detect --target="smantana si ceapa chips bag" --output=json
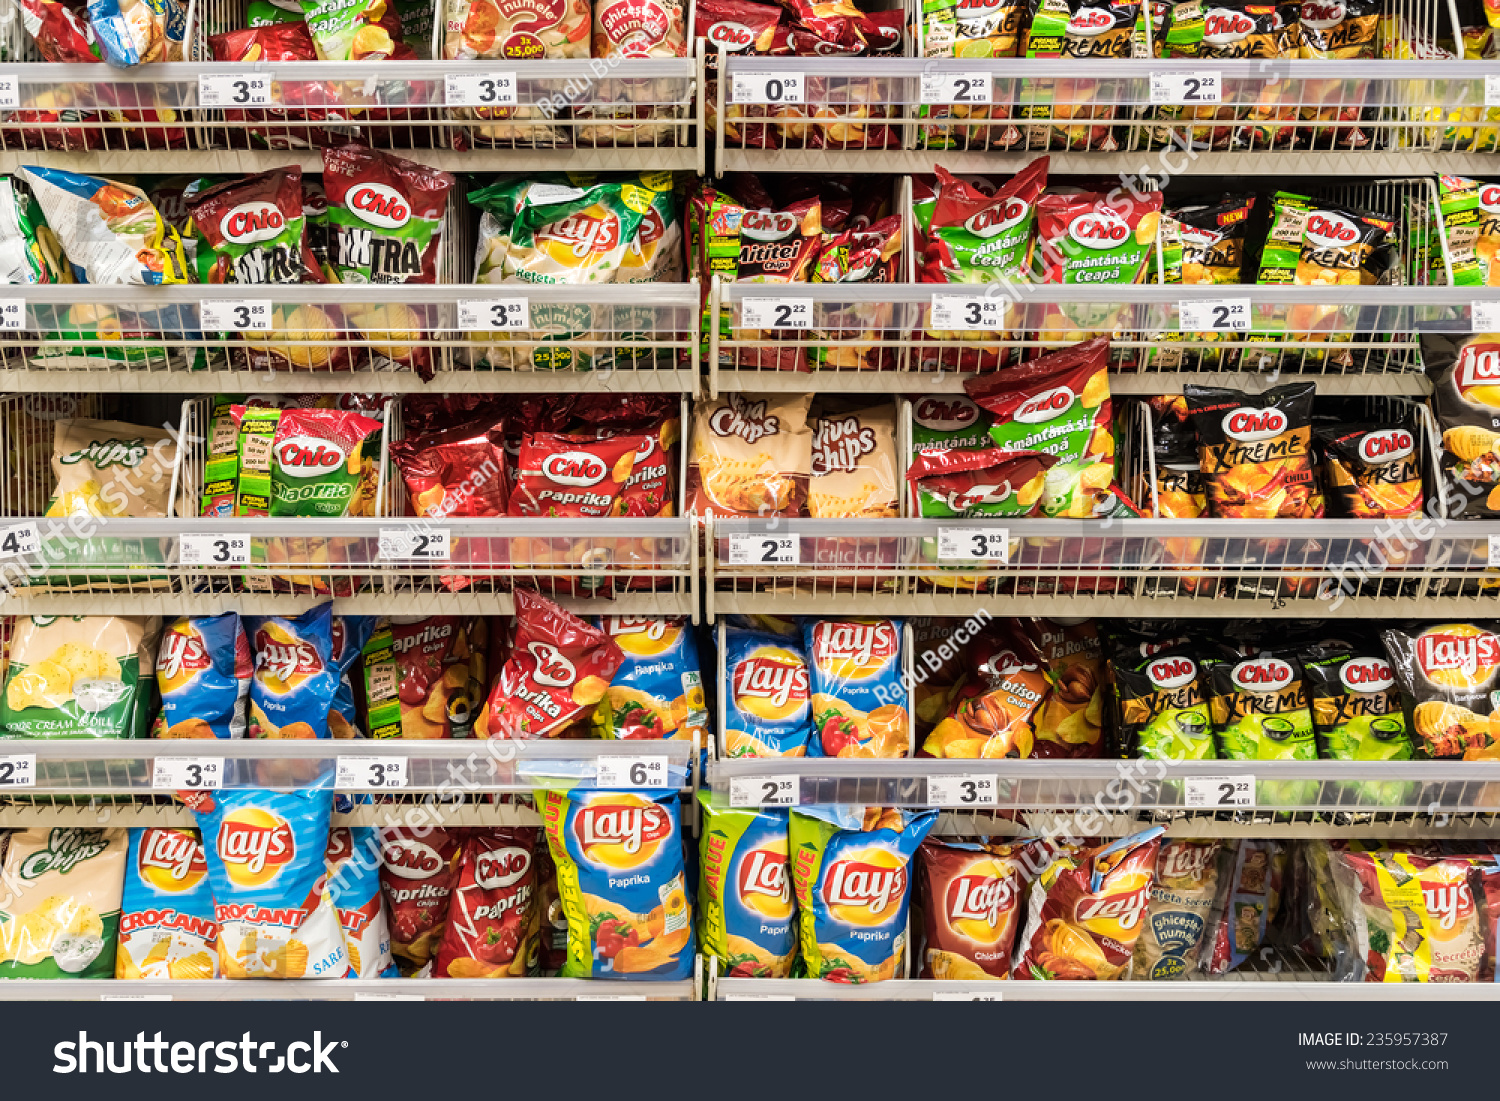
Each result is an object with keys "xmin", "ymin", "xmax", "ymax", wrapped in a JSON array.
[
  {"xmin": 915, "ymin": 838, "xmax": 1027, "ymax": 980},
  {"xmin": 189, "ymin": 787, "xmax": 349, "ymax": 979},
  {"xmin": 116, "ymin": 827, "xmax": 218, "ymax": 979},
  {"xmin": 591, "ymin": 616, "xmax": 709, "ymax": 742},
  {"xmin": 154, "ymin": 612, "xmax": 253, "ymax": 739},
  {"xmin": 380, "ymin": 827, "xmax": 463, "ymax": 964},
  {"xmin": 790, "ymin": 805, "xmax": 937, "ymax": 982},
  {"xmin": 696, "ymin": 794, "xmax": 796, "ymax": 978},
  {"xmin": 803, "ymin": 618, "xmax": 909, "ymax": 758},
  {"xmin": 433, "ymin": 828, "xmax": 541, "ymax": 978},
  {"xmin": 0, "ymin": 614, "xmax": 159, "ymax": 740},
  {"xmin": 723, "ymin": 626, "xmax": 813, "ymax": 758},
  {"xmin": 0, "ymin": 828, "xmax": 127, "ymax": 978},
  {"xmin": 539, "ymin": 787, "xmax": 695, "ymax": 979},
  {"xmin": 326, "ymin": 826, "xmax": 397, "ymax": 977}
]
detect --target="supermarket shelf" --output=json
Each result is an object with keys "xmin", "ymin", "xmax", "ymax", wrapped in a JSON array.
[
  {"xmin": 705, "ymin": 759, "xmax": 1500, "ymax": 813},
  {"xmin": 712, "ymin": 979, "xmax": 1500, "ymax": 1001},
  {"xmin": 0, "ymin": 590, "xmax": 695, "ymax": 617},
  {"xmin": 710, "ymin": 369, "xmax": 1430, "ymax": 396},
  {"xmin": 0, "ymin": 367, "xmax": 697, "ymax": 395},
  {"xmin": 0, "ymin": 797, "xmax": 543, "ymax": 830},
  {"xmin": 0, "ymin": 978, "xmax": 698, "ymax": 1001},
  {"xmin": 0, "ymin": 147, "xmax": 703, "ymax": 174},
  {"xmin": 933, "ymin": 810, "xmax": 1500, "ymax": 841}
]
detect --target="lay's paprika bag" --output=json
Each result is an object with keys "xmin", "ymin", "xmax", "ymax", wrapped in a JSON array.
[
  {"xmin": 722, "ymin": 626, "xmax": 813, "ymax": 758},
  {"xmin": 116, "ymin": 827, "xmax": 218, "ymax": 979},
  {"xmin": 154, "ymin": 612, "xmax": 252, "ymax": 740},
  {"xmin": 789, "ymin": 805, "xmax": 937, "ymax": 982},
  {"xmin": 697, "ymin": 793, "xmax": 795, "ymax": 978},
  {"xmin": 539, "ymin": 787, "xmax": 695, "ymax": 980},
  {"xmin": 803, "ymin": 618, "xmax": 909, "ymax": 758}
]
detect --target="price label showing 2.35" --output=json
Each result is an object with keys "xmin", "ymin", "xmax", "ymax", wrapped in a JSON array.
[
  {"xmin": 1184, "ymin": 774, "xmax": 1255, "ymax": 808},
  {"xmin": 729, "ymin": 775, "xmax": 797, "ymax": 807},
  {"xmin": 732, "ymin": 72, "xmax": 804, "ymax": 104},
  {"xmin": 728, "ymin": 532, "xmax": 798, "ymax": 565}
]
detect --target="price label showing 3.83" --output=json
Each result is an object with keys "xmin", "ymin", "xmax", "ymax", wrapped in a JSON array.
[
  {"xmin": 937, "ymin": 528, "xmax": 1009, "ymax": 563},
  {"xmin": 444, "ymin": 71, "xmax": 518, "ymax": 107},
  {"xmin": 336, "ymin": 756, "xmax": 408, "ymax": 790},
  {"xmin": 198, "ymin": 73, "xmax": 272, "ymax": 107},
  {"xmin": 930, "ymin": 293, "xmax": 1005, "ymax": 331},
  {"xmin": 458, "ymin": 297, "xmax": 530, "ymax": 331},
  {"xmin": 926, "ymin": 774, "xmax": 997, "ymax": 807},
  {"xmin": 180, "ymin": 532, "xmax": 250, "ymax": 567}
]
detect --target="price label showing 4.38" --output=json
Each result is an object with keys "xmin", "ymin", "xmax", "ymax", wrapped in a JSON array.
[
  {"xmin": 1184, "ymin": 774, "xmax": 1255, "ymax": 808},
  {"xmin": 180, "ymin": 532, "xmax": 250, "ymax": 566},
  {"xmin": 1178, "ymin": 297, "xmax": 1250, "ymax": 332},
  {"xmin": 930, "ymin": 293, "xmax": 1004, "ymax": 331},
  {"xmin": 0, "ymin": 522, "xmax": 39, "ymax": 559},
  {"xmin": 336, "ymin": 756, "xmax": 408, "ymax": 790},
  {"xmin": 732, "ymin": 72, "xmax": 804, "ymax": 104},
  {"xmin": 728, "ymin": 532, "xmax": 798, "ymax": 565}
]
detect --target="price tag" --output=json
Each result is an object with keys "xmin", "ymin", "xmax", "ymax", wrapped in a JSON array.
[
  {"xmin": 1179, "ymin": 297, "xmax": 1250, "ymax": 332},
  {"xmin": 1487, "ymin": 75, "xmax": 1500, "ymax": 107},
  {"xmin": 0, "ymin": 298, "xmax": 24, "ymax": 330},
  {"xmin": 0, "ymin": 754, "xmax": 35, "ymax": 788},
  {"xmin": 926, "ymin": 774, "xmax": 998, "ymax": 807},
  {"xmin": 444, "ymin": 71, "xmax": 518, "ymax": 107},
  {"xmin": 1489, "ymin": 534, "xmax": 1500, "ymax": 568},
  {"xmin": 101, "ymin": 994, "xmax": 172, "ymax": 1002},
  {"xmin": 576, "ymin": 994, "xmax": 648, "ymax": 1001},
  {"xmin": 727, "ymin": 532, "xmax": 798, "ymax": 565},
  {"xmin": 729, "ymin": 775, "xmax": 797, "ymax": 807},
  {"xmin": 0, "ymin": 522, "xmax": 40, "ymax": 558},
  {"xmin": 596, "ymin": 755, "xmax": 669, "ymax": 789},
  {"xmin": 1149, "ymin": 70, "xmax": 1221, "ymax": 104},
  {"xmin": 336, "ymin": 756, "xmax": 408, "ymax": 790},
  {"xmin": 725, "ymin": 994, "xmax": 796, "ymax": 1001},
  {"xmin": 936, "ymin": 528, "xmax": 1009, "ymax": 563},
  {"xmin": 151, "ymin": 757, "xmax": 222, "ymax": 791},
  {"xmin": 354, "ymin": 993, "xmax": 425, "ymax": 1002},
  {"xmin": 201, "ymin": 299, "xmax": 272, "ymax": 332},
  {"xmin": 0, "ymin": 76, "xmax": 19, "ymax": 111},
  {"xmin": 180, "ymin": 532, "xmax": 250, "ymax": 567},
  {"xmin": 1184, "ymin": 774, "xmax": 1255, "ymax": 809},
  {"xmin": 458, "ymin": 297, "xmax": 530, "ymax": 331},
  {"xmin": 933, "ymin": 991, "xmax": 1002, "ymax": 1002},
  {"xmin": 198, "ymin": 73, "xmax": 272, "ymax": 107},
  {"xmin": 930, "ymin": 293, "xmax": 1005, "ymax": 331},
  {"xmin": 740, "ymin": 297, "xmax": 811, "ymax": 330},
  {"xmin": 1473, "ymin": 300, "xmax": 1500, "ymax": 332},
  {"xmin": 919, "ymin": 72, "xmax": 992, "ymax": 105},
  {"xmin": 379, "ymin": 526, "xmax": 451, "ymax": 561},
  {"xmin": 731, "ymin": 72, "xmax": 804, "ymax": 104}
]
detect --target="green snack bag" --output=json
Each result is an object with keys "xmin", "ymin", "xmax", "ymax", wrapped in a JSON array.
[
  {"xmin": 298, "ymin": 0, "xmax": 398, "ymax": 59},
  {"xmin": 1204, "ymin": 648, "xmax": 1318, "ymax": 807},
  {"xmin": 1303, "ymin": 643, "xmax": 1414, "ymax": 807},
  {"xmin": 926, "ymin": 158, "xmax": 1047, "ymax": 281},
  {"xmin": 235, "ymin": 405, "xmax": 281, "ymax": 517},
  {"xmin": 1113, "ymin": 649, "xmax": 1217, "ymax": 761},
  {"xmin": 0, "ymin": 827, "xmax": 127, "ymax": 978},
  {"xmin": 1435, "ymin": 175, "xmax": 1485, "ymax": 287},
  {"xmin": 267, "ymin": 407, "xmax": 382, "ymax": 518},
  {"xmin": 247, "ymin": 0, "xmax": 306, "ymax": 24},
  {"xmin": 905, "ymin": 447, "xmax": 1056, "ymax": 518},
  {"xmin": 200, "ymin": 394, "xmax": 245, "ymax": 518},
  {"xmin": 0, "ymin": 176, "xmax": 69, "ymax": 284},
  {"xmin": 0, "ymin": 615, "xmax": 159, "ymax": 740},
  {"xmin": 910, "ymin": 394, "xmax": 990, "ymax": 453}
]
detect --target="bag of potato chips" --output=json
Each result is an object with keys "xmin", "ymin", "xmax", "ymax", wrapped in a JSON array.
[
  {"xmin": 915, "ymin": 838, "xmax": 1027, "ymax": 980},
  {"xmin": 697, "ymin": 793, "xmax": 796, "ymax": 978},
  {"xmin": 1129, "ymin": 839, "xmax": 1221, "ymax": 980},
  {"xmin": 326, "ymin": 825, "xmax": 397, "ymax": 977},
  {"xmin": 1184, "ymin": 382, "xmax": 1325, "ymax": 519},
  {"xmin": 380, "ymin": 826, "xmax": 464, "ymax": 965},
  {"xmin": 0, "ymin": 827, "xmax": 127, "ymax": 977},
  {"xmin": 1421, "ymin": 330, "xmax": 1500, "ymax": 518},
  {"xmin": 154, "ymin": 612, "xmax": 252, "ymax": 740},
  {"xmin": 247, "ymin": 603, "xmax": 339, "ymax": 741},
  {"xmin": 432, "ymin": 827, "xmax": 541, "ymax": 978},
  {"xmin": 723, "ymin": 626, "xmax": 813, "ymax": 758},
  {"xmin": 688, "ymin": 392, "xmax": 813, "ymax": 519},
  {"xmin": 116, "ymin": 827, "xmax": 218, "ymax": 980},
  {"xmin": 539, "ymin": 787, "xmax": 695, "ymax": 979},
  {"xmin": 1, "ymin": 614, "xmax": 159, "ymax": 739},
  {"xmin": 1381, "ymin": 622, "xmax": 1500, "ymax": 760},
  {"xmin": 802, "ymin": 618, "xmax": 909, "ymax": 758},
  {"xmin": 362, "ymin": 615, "xmax": 477, "ymax": 739},
  {"xmin": 591, "ymin": 616, "xmax": 709, "ymax": 742}
]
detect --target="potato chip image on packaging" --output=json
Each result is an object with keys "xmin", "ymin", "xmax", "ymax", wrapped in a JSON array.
[
  {"xmin": 155, "ymin": 612, "xmax": 252, "ymax": 740},
  {"xmin": 326, "ymin": 826, "xmax": 397, "ymax": 978},
  {"xmin": 246, "ymin": 603, "xmax": 339, "ymax": 741},
  {"xmin": 1339, "ymin": 849, "xmax": 1484, "ymax": 983},
  {"xmin": 380, "ymin": 827, "xmax": 464, "ymax": 964},
  {"xmin": 1381, "ymin": 622, "xmax": 1500, "ymax": 759},
  {"xmin": 790, "ymin": 805, "xmax": 937, "ymax": 983},
  {"xmin": 539, "ymin": 788, "xmax": 695, "ymax": 980},
  {"xmin": 434, "ymin": 827, "xmax": 541, "ymax": 978},
  {"xmin": 915, "ymin": 838, "xmax": 1027, "ymax": 980},
  {"xmin": 0, "ymin": 614, "xmax": 159, "ymax": 739},
  {"xmin": 697, "ymin": 793, "xmax": 795, "ymax": 978},
  {"xmin": 190, "ymin": 786, "xmax": 349, "ymax": 979},
  {"xmin": 117, "ymin": 827, "xmax": 218, "ymax": 980},
  {"xmin": 0, "ymin": 827, "xmax": 127, "ymax": 978},
  {"xmin": 591, "ymin": 616, "xmax": 709, "ymax": 742},
  {"xmin": 723, "ymin": 626, "xmax": 812, "ymax": 758},
  {"xmin": 802, "ymin": 619, "xmax": 909, "ymax": 758},
  {"xmin": 1130, "ymin": 839, "xmax": 1221, "ymax": 981}
]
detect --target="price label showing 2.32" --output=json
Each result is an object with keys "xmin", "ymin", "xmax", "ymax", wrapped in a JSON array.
[
  {"xmin": 0, "ymin": 754, "xmax": 35, "ymax": 788},
  {"xmin": 732, "ymin": 72, "xmax": 804, "ymax": 104},
  {"xmin": 728, "ymin": 532, "xmax": 798, "ymax": 565}
]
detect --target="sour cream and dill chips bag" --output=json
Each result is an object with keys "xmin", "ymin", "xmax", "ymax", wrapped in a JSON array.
[
  {"xmin": 1, "ymin": 614, "xmax": 159, "ymax": 739},
  {"xmin": 697, "ymin": 794, "xmax": 796, "ymax": 977},
  {"xmin": 116, "ymin": 827, "xmax": 218, "ymax": 979},
  {"xmin": 0, "ymin": 827, "xmax": 127, "ymax": 977}
]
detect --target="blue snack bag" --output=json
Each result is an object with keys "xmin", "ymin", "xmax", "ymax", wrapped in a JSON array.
[
  {"xmin": 154, "ymin": 612, "xmax": 252, "ymax": 740},
  {"xmin": 723, "ymin": 626, "xmax": 812, "ymax": 758},
  {"xmin": 592, "ymin": 616, "xmax": 709, "ymax": 742},
  {"xmin": 117, "ymin": 827, "xmax": 218, "ymax": 979},
  {"xmin": 802, "ymin": 618, "xmax": 910, "ymax": 758},
  {"xmin": 329, "ymin": 615, "xmax": 376, "ymax": 740},
  {"xmin": 246, "ymin": 603, "xmax": 338, "ymax": 740},
  {"xmin": 697, "ymin": 792, "xmax": 795, "ymax": 977}
]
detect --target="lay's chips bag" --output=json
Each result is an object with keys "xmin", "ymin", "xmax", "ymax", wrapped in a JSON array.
[
  {"xmin": 247, "ymin": 603, "xmax": 339, "ymax": 741},
  {"xmin": 189, "ymin": 786, "xmax": 349, "ymax": 979},
  {"xmin": 722, "ymin": 626, "xmax": 812, "ymax": 758},
  {"xmin": 697, "ymin": 793, "xmax": 795, "ymax": 978},
  {"xmin": 591, "ymin": 616, "xmax": 709, "ymax": 743},
  {"xmin": 789, "ymin": 805, "xmax": 938, "ymax": 983},
  {"xmin": 326, "ymin": 825, "xmax": 397, "ymax": 978},
  {"xmin": 116, "ymin": 827, "xmax": 218, "ymax": 980},
  {"xmin": 803, "ymin": 618, "xmax": 909, "ymax": 758},
  {"xmin": 539, "ymin": 787, "xmax": 694, "ymax": 980},
  {"xmin": 154, "ymin": 612, "xmax": 252, "ymax": 740}
]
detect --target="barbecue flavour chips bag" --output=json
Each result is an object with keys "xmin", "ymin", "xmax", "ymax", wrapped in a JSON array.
[
  {"xmin": 1422, "ymin": 330, "xmax": 1500, "ymax": 518},
  {"xmin": 1381, "ymin": 622, "xmax": 1500, "ymax": 759}
]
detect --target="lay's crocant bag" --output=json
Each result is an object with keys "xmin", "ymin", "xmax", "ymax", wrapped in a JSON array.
[
  {"xmin": 697, "ymin": 793, "xmax": 795, "ymax": 978},
  {"xmin": 117, "ymin": 827, "xmax": 218, "ymax": 979}
]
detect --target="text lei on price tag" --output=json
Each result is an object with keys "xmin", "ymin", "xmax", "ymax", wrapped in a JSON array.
[
  {"xmin": 728, "ymin": 532, "xmax": 798, "ymax": 565},
  {"xmin": 732, "ymin": 72, "xmax": 804, "ymax": 104},
  {"xmin": 729, "ymin": 775, "xmax": 797, "ymax": 807},
  {"xmin": 927, "ymin": 774, "xmax": 997, "ymax": 806},
  {"xmin": 937, "ymin": 528, "xmax": 1009, "ymax": 562},
  {"xmin": 201, "ymin": 299, "xmax": 272, "ymax": 332},
  {"xmin": 0, "ymin": 522, "xmax": 39, "ymax": 558},
  {"xmin": 379, "ymin": 526, "xmax": 451, "ymax": 561},
  {"xmin": 444, "ymin": 71, "xmax": 518, "ymax": 106},
  {"xmin": 920, "ymin": 72, "xmax": 991, "ymax": 104},
  {"xmin": 0, "ymin": 298, "xmax": 24, "ymax": 330},
  {"xmin": 1184, "ymin": 774, "xmax": 1255, "ymax": 808},
  {"xmin": 0, "ymin": 76, "xmax": 19, "ymax": 111},
  {"xmin": 198, "ymin": 73, "xmax": 271, "ymax": 107},
  {"xmin": 458, "ymin": 297, "xmax": 529, "ymax": 331},
  {"xmin": 152, "ymin": 757, "xmax": 222, "ymax": 791},
  {"xmin": 180, "ymin": 532, "xmax": 250, "ymax": 566},
  {"xmin": 930, "ymin": 293, "xmax": 1004, "ymax": 331},
  {"xmin": 741, "ymin": 297, "xmax": 810, "ymax": 330},
  {"xmin": 0, "ymin": 754, "xmax": 35, "ymax": 788},
  {"xmin": 1179, "ymin": 297, "xmax": 1249, "ymax": 332},
  {"xmin": 337, "ymin": 756, "xmax": 407, "ymax": 789},
  {"xmin": 1149, "ymin": 70, "xmax": 1221, "ymax": 104},
  {"xmin": 596, "ymin": 755, "xmax": 669, "ymax": 788}
]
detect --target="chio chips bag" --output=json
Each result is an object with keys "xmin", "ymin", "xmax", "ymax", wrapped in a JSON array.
[
  {"xmin": 915, "ymin": 838, "xmax": 1028, "ymax": 980},
  {"xmin": 591, "ymin": 616, "xmax": 709, "ymax": 743},
  {"xmin": 1316, "ymin": 419, "xmax": 1424, "ymax": 519},
  {"xmin": 1303, "ymin": 642, "xmax": 1414, "ymax": 808},
  {"xmin": 433, "ymin": 828, "xmax": 540, "ymax": 978},
  {"xmin": 362, "ymin": 615, "xmax": 478, "ymax": 740},
  {"xmin": 1184, "ymin": 382, "xmax": 1325, "ymax": 519},
  {"xmin": 154, "ymin": 612, "xmax": 252, "ymax": 740},
  {"xmin": 1204, "ymin": 648, "xmax": 1317, "ymax": 761},
  {"xmin": 802, "ymin": 618, "xmax": 909, "ymax": 758},
  {"xmin": 380, "ymin": 827, "xmax": 463, "ymax": 964},
  {"xmin": 723, "ymin": 626, "xmax": 812, "ymax": 758},
  {"xmin": 1112, "ymin": 647, "xmax": 1217, "ymax": 760},
  {"xmin": 116, "ymin": 827, "xmax": 218, "ymax": 980},
  {"xmin": 539, "ymin": 787, "xmax": 695, "ymax": 979},
  {"xmin": 697, "ymin": 794, "xmax": 796, "ymax": 978},
  {"xmin": 790, "ymin": 805, "xmax": 937, "ymax": 983},
  {"xmin": 0, "ymin": 827, "xmax": 127, "ymax": 978}
]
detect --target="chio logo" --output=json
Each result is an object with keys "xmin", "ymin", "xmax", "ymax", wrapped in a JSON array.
[
  {"xmin": 1068, "ymin": 210, "xmax": 1130, "ymax": 249},
  {"xmin": 707, "ymin": 20, "xmax": 755, "ymax": 47},
  {"xmin": 1358, "ymin": 429, "xmax": 1413, "ymax": 464},
  {"xmin": 741, "ymin": 210, "xmax": 797, "ymax": 241},
  {"xmin": 1300, "ymin": 1, "xmax": 1345, "ymax": 28},
  {"xmin": 1014, "ymin": 385, "xmax": 1075, "ymax": 424},
  {"xmin": 1222, "ymin": 406, "xmax": 1287, "ymax": 441},
  {"xmin": 1204, "ymin": 8, "xmax": 1255, "ymax": 39},
  {"xmin": 964, "ymin": 197, "xmax": 1029, "ymax": 239},
  {"xmin": 1481, "ymin": 184, "xmax": 1500, "ymax": 214},
  {"xmin": 219, "ymin": 200, "xmax": 286, "ymax": 245},
  {"xmin": 1066, "ymin": 6, "xmax": 1112, "ymax": 33},
  {"xmin": 348, "ymin": 182, "xmax": 410, "ymax": 229},
  {"xmin": 1146, "ymin": 657, "xmax": 1196, "ymax": 689},
  {"xmin": 1305, "ymin": 212, "xmax": 1359, "ymax": 247},
  {"xmin": 541, "ymin": 450, "xmax": 607, "ymax": 486},
  {"xmin": 1339, "ymin": 657, "xmax": 1394, "ymax": 693},
  {"xmin": 912, "ymin": 397, "xmax": 977, "ymax": 430},
  {"xmin": 1231, "ymin": 657, "xmax": 1295, "ymax": 691}
]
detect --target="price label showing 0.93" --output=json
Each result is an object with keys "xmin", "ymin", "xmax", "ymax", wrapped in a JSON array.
[
  {"xmin": 151, "ymin": 757, "xmax": 222, "ymax": 791},
  {"xmin": 937, "ymin": 528, "xmax": 1009, "ymax": 563},
  {"xmin": 0, "ymin": 754, "xmax": 36, "ymax": 788},
  {"xmin": 919, "ymin": 72, "xmax": 992, "ymax": 105},
  {"xmin": 1149, "ymin": 70, "xmax": 1221, "ymax": 104},
  {"xmin": 1184, "ymin": 774, "xmax": 1255, "ymax": 809},
  {"xmin": 1178, "ymin": 297, "xmax": 1250, "ymax": 332},
  {"xmin": 731, "ymin": 72, "xmax": 804, "ymax": 104},
  {"xmin": 379, "ymin": 526, "xmax": 452, "ymax": 561},
  {"xmin": 729, "ymin": 775, "xmax": 798, "ymax": 807},
  {"xmin": 458, "ymin": 297, "xmax": 530, "ymax": 331},
  {"xmin": 180, "ymin": 532, "xmax": 250, "ymax": 566},
  {"xmin": 198, "ymin": 73, "xmax": 272, "ymax": 107},
  {"xmin": 740, "ymin": 297, "xmax": 811, "ymax": 330},
  {"xmin": 596, "ymin": 755, "xmax": 669, "ymax": 788},
  {"xmin": 728, "ymin": 532, "xmax": 799, "ymax": 565},
  {"xmin": 336, "ymin": 756, "xmax": 408, "ymax": 790},
  {"xmin": 444, "ymin": 71, "xmax": 518, "ymax": 107},
  {"xmin": 0, "ymin": 298, "xmax": 24, "ymax": 330},
  {"xmin": 926, "ymin": 774, "xmax": 998, "ymax": 807},
  {"xmin": 201, "ymin": 299, "xmax": 273, "ymax": 332},
  {"xmin": 930, "ymin": 293, "xmax": 1004, "ymax": 331}
]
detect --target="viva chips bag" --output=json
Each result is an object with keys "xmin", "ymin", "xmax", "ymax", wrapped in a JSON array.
[
  {"xmin": 0, "ymin": 827, "xmax": 127, "ymax": 978},
  {"xmin": 116, "ymin": 827, "xmax": 218, "ymax": 979},
  {"xmin": 539, "ymin": 787, "xmax": 695, "ymax": 979},
  {"xmin": 789, "ymin": 805, "xmax": 937, "ymax": 982},
  {"xmin": 697, "ymin": 794, "xmax": 795, "ymax": 978}
]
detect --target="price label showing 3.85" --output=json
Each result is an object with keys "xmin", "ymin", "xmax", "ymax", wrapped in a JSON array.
[
  {"xmin": 930, "ymin": 293, "xmax": 1004, "ymax": 331},
  {"xmin": 152, "ymin": 757, "xmax": 222, "ymax": 791},
  {"xmin": 379, "ymin": 526, "xmax": 452, "ymax": 561},
  {"xmin": 180, "ymin": 532, "xmax": 250, "ymax": 567},
  {"xmin": 444, "ymin": 71, "xmax": 518, "ymax": 107},
  {"xmin": 728, "ymin": 532, "xmax": 798, "ymax": 565},
  {"xmin": 729, "ymin": 775, "xmax": 798, "ymax": 807},
  {"xmin": 732, "ymin": 72, "xmax": 804, "ymax": 104},
  {"xmin": 1178, "ymin": 297, "xmax": 1250, "ymax": 332},
  {"xmin": 741, "ymin": 297, "xmax": 811, "ymax": 330},
  {"xmin": 1149, "ymin": 70, "xmax": 1221, "ymax": 104},
  {"xmin": 937, "ymin": 528, "xmax": 1009, "ymax": 563},
  {"xmin": 596, "ymin": 755, "xmax": 669, "ymax": 788},
  {"xmin": 919, "ymin": 72, "xmax": 992, "ymax": 105},
  {"xmin": 926, "ymin": 774, "xmax": 997, "ymax": 807},
  {"xmin": 337, "ymin": 756, "xmax": 408, "ymax": 790},
  {"xmin": 458, "ymin": 297, "xmax": 530, "ymax": 331},
  {"xmin": 1184, "ymin": 774, "xmax": 1255, "ymax": 808},
  {"xmin": 198, "ymin": 73, "xmax": 271, "ymax": 107},
  {"xmin": 201, "ymin": 299, "xmax": 272, "ymax": 332}
]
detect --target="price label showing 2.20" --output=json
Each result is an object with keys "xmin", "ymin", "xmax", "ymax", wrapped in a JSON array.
[
  {"xmin": 379, "ymin": 526, "xmax": 452, "ymax": 561},
  {"xmin": 732, "ymin": 72, "xmax": 804, "ymax": 104}
]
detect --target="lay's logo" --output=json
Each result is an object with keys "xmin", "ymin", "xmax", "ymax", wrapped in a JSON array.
[
  {"xmin": 1075, "ymin": 884, "xmax": 1150, "ymax": 932},
  {"xmin": 944, "ymin": 865, "xmax": 1017, "ymax": 945},
  {"xmin": 574, "ymin": 797, "xmax": 672, "ymax": 868},
  {"xmin": 737, "ymin": 845, "xmax": 793, "ymax": 918},
  {"xmin": 1415, "ymin": 628, "xmax": 1500, "ymax": 683},
  {"xmin": 1231, "ymin": 656, "xmax": 1295, "ymax": 691},
  {"xmin": 157, "ymin": 629, "xmax": 211, "ymax": 688},
  {"xmin": 138, "ymin": 828, "xmax": 208, "ymax": 893},
  {"xmin": 607, "ymin": 616, "xmax": 679, "ymax": 658},
  {"xmin": 1423, "ymin": 879, "xmax": 1474, "ymax": 931},
  {"xmin": 734, "ymin": 653, "xmax": 810, "ymax": 717},
  {"xmin": 217, "ymin": 808, "xmax": 295, "ymax": 888},
  {"xmin": 1455, "ymin": 344, "xmax": 1500, "ymax": 392},
  {"xmin": 542, "ymin": 212, "xmax": 620, "ymax": 259},
  {"xmin": 810, "ymin": 620, "xmax": 897, "ymax": 678},
  {"xmin": 1339, "ymin": 657, "xmax": 1394, "ymax": 693},
  {"xmin": 824, "ymin": 849, "xmax": 907, "ymax": 925},
  {"xmin": 253, "ymin": 632, "xmax": 323, "ymax": 690}
]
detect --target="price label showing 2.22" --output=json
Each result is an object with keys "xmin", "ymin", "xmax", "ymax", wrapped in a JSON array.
[
  {"xmin": 926, "ymin": 774, "xmax": 997, "ymax": 807},
  {"xmin": 1178, "ymin": 297, "xmax": 1250, "ymax": 332},
  {"xmin": 336, "ymin": 757, "xmax": 408, "ymax": 790},
  {"xmin": 152, "ymin": 757, "xmax": 222, "ymax": 791},
  {"xmin": 1149, "ymin": 70, "xmax": 1221, "ymax": 104},
  {"xmin": 180, "ymin": 532, "xmax": 250, "ymax": 567},
  {"xmin": 729, "ymin": 775, "xmax": 798, "ymax": 807},
  {"xmin": 198, "ymin": 73, "xmax": 272, "ymax": 107},
  {"xmin": 728, "ymin": 532, "xmax": 798, "ymax": 565},
  {"xmin": 0, "ymin": 76, "xmax": 19, "ymax": 111},
  {"xmin": 919, "ymin": 72, "xmax": 992, "ymax": 105},
  {"xmin": 201, "ymin": 299, "xmax": 272, "ymax": 332},
  {"xmin": 741, "ymin": 297, "xmax": 811, "ymax": 330},
  {"xmin": 379, "ymin": 526, "xmax": 452, "ymax": 561},
  {"xmin": 444, "ymin": 71, "xmax": 518, "ymax": 107},
  {"xmin": 731, "ymin": 72, "xmax": 804, "ymax": 104},
  {"xmin": 937, "ymin": 528, "xmax": 1009, "ymax": 563},
  {"xmin": 1184, "ymin": 774, "xmax": 1255, "ymax": 808}
]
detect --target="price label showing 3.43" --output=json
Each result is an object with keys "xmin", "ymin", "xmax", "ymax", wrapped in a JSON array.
[{"xmin": 152, "ymin": 757, "xmax": 222, "ymax": 791}]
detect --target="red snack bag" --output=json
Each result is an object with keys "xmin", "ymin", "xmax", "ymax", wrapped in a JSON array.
[
  {"xmin": 186, "ymin": 166, "xmax": 324, "ymax": 285},
  {"xmin": 509, "ymin": 432, "xmax": 645, "ymax": 518},
  {"xmin": 916, "ymin": 839, "xmax": 1028, "ymax": 979},
  {"xmin": 379, "ymin": 827, "xmax": 464, "ymax": 966},
  {"xmin": 476, "ymin": 590, "xmax": 625, "ymax": 739},
  {"xmin": 208, "ymin": 24, "xmax": 361, "ymax": 150},
  {"xmin": 19, "ymin": 0, "xmax": 101, "ymax": 61},
  {"xmin": 434, "ymin": 828, "xmax": 541, "ymax": 978},
  {"xmin": 1013, "ymin": 828, "xmax": 1164, "ymax": 981}
]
